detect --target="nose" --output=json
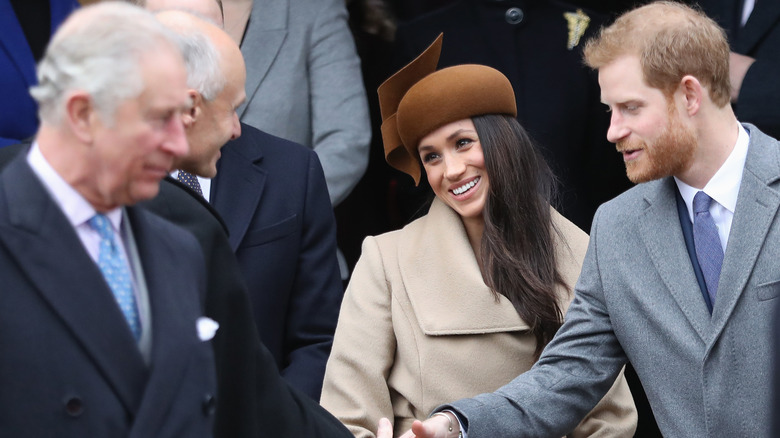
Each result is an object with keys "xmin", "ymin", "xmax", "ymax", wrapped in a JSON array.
[
  {"xmin": 443, "ymin": 151, "xmax": 466, "ymax": 181},
  {"xmin": 230, "ymin": 112, "xmax": 241, "ymax": 140},
  {"xmin": 163, "ymin": 115, "xmax": 189, "ymax": 157},
  {"xmin": 606, "ymin": 111, "xmax": 629, "ymax": 144}
]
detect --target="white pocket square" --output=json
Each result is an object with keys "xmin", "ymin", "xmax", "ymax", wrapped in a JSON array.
[{"xmin": 196, "ymin": 317, "xmax": 220, "ymax": 341}]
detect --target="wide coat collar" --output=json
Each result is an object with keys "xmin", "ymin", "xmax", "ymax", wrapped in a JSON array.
[{"xmin": 393, "ymin": 199, "xmax": 582, "ymax": 335}]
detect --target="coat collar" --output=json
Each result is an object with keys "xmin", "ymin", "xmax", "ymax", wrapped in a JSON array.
[
  {"xmin": 708, "ymin": 124, "xmax": 780, "ymax": 345},
  {"xmin": 0, "ymin": 155, "xmax": 149, "ymax": 413},
  {"xmin": 396, "ymin": 199, "xmax": 531, "ymax": 335},
  {"xmin": 734, "ymin": 0, "xmax": 780, "ymax": 54},
  {"xmin": 211, "ymin": 124, "xmax": 267, "ymax": 251},
  {"xmin": 237, "ymin": 0, "xmax": 287, "ymax": 119},
  {"xmin": 636, "ymin": 124, "xmax": 780, "ymax": 345},
  {"xmin": 637, "ymin": 177, "xmax": 713, "ymax": 342}
]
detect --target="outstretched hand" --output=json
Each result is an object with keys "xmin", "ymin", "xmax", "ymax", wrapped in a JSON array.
[{"xmin": 397, "ymin": 416, "xmax": 454, "ymax": 438}]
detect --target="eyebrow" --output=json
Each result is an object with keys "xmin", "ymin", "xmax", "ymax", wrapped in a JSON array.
[
  {"xmin": 418, "ymin": 128, "xmax": 478, "ymax": 152},
  {"xmin": 447, "ymin": 128, "xmax": 476, "ymax": 141}
]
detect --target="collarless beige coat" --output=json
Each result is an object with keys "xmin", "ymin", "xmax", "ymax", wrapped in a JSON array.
[{"xmin": 321, "ymin": 199, "xmax": 637, "ymax": 437}]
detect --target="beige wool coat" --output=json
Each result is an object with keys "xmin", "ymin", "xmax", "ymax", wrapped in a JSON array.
[{"xmin": 321, "ymin": 199, "xmax": 637, "ymax": 437}]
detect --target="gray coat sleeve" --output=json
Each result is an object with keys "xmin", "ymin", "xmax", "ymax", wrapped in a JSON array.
[{"xmin": 442, "ymin": 207, "xmax": 630, "ymax": 437}]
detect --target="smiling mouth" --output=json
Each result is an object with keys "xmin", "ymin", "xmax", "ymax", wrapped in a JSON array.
[{"xmin": 452, "ymin": 176, "xmax": 480, "ymax": 195}]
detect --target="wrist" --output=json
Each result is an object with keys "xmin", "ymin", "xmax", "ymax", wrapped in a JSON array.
[{"xmin": 430, "ymin": 412, "xmax": 462, "ymax": 438}]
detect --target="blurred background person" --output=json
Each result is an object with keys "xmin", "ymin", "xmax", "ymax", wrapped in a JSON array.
[
  {"xmin": 0, "ymin": 0, "xmax": 79, "ymax": 147},
  {"xmin": 692, "ymin": 0, "xmax": 780, "ymax": 140},
  {"xmin": 223, "ymin": 0, "xmax": 371, "ymax": 282}
]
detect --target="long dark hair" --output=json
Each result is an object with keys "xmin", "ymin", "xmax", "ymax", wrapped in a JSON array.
[{"xmin": 473, "ymin": 114, "xmax": 566, "ymax": 360}]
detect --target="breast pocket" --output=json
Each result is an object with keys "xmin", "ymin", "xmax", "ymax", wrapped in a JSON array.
[
  {"xmin": 755, "ymin": 278, "xmax": 780, "ymax": 301},
  {"xmin": 239, "ymin": 214, "xmax": 298, "ymax": 248}
]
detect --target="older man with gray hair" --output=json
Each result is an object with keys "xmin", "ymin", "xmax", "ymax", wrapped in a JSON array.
[{"xmin": 0, "ymin": 3, "xmax": 225, "ymax": 437}]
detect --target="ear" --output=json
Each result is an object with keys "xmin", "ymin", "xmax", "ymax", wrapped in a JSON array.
[
  {"xmin": 181, "ymin": 89, "xmax": 202, "ymax": 129},
  {"xmin": 679, "ymin": 75, "xmax": 703, "ymax": 116},
  {"xmin": 64, "ymin": 91, "xmax": 97, "ymax": 143}
]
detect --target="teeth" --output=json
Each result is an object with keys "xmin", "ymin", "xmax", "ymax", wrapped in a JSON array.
[{"xmin": 453, "ymin": 177, "xmax": 479, "ymax": 195}]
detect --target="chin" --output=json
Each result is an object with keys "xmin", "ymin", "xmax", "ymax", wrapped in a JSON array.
[{"xmin": 129, "ymin": 184, "xmax": 162, "ymax": 205}]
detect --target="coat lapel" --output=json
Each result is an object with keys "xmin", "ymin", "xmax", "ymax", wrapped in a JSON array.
[
  {"xmin": 0, "ymin": 157, "xmax": 148, "ymax": 414},
  {"xmin": 709, "ymin": 125, "xmax": 780, "ymax": 344},
  {"xmin": 212, "ymin": 130, "xmax": 267, "ymax": 251},
  {"xmin": 398, "ymin": 199, "xmax": 530, "ymax": 334},
  {"xmin": 735, "ymin": 0, "xmax": 780, "ymax": 54},
  {"xmin": 637, "ymin": 179, "xmax": 712, "ymax": 342},
  {"xmin": 125, "ymin": 208, "xmax": 204, "ymax": 434},
  {"xmin": 237, "ymin": 0, "xmax": 287, "ymax": 118},
  {"xmin": 0, "ymin": 1, "xmax": 37, "ymax": 88}
]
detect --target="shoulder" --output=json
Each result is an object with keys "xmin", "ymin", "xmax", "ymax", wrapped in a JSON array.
[
  {"xmin": 288, "ymin": 0, "xmax": 347, "ymax": 25},
  {"xmin": 229, "ymin": 124, "xmax": 316, "ymax": 166},
  {"xmin": 593, "ymin": 180, "xmax": 661, "ymax": 225},
  {"xmin": 552, "ymin": 208, "xmax": 589, "ymax": 259}
]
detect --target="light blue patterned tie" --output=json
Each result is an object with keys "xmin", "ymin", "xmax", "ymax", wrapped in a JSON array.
[
  {"xmin": 88, "ymin": 214, "xmax": 142, "ymax": 340},
  {"xmin": 693, "ymin": 191, "xmax": 724, "ymax": 306}
]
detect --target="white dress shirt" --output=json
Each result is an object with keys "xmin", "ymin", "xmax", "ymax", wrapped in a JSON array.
[{"xmin": 675, "ymin": 123, "xmax": 750, "ymax": 251}]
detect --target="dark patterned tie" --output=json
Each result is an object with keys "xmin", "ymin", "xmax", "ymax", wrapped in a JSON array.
[
  {"xmin": 693, "ymin": 191, "xmax": 724, "ymax": 306},
  {"xmin": 177, "ymin": 170, "xmax": 203, "ymax": 196}
]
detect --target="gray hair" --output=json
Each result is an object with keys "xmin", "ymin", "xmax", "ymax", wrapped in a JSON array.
[
  {"xmin": 165, "ymin": 22, "xmax": 226, "ymax": 101},
  {"xmin": 31, "ymin": 2, "xmax": 182, "ymax": 125}
]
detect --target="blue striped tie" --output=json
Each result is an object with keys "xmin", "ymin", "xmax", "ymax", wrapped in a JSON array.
[
  {"xmin": 693, "ymin": 191, "xmax": 723, "ymax": 306},
  {"xmin": 88, "ymin": 214, "xmax": 142, "ymax": 340}
]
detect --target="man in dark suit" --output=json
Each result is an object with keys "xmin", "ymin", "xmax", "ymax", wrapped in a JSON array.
[
  {"xmin": 149, "ymin": 1, "xmax": 343, "ymax": 400},
  {"xmin": 0, "ymin": 4, "xmax": 220, "ymax": 436},
  {"xmin": 695, "ymin": 0, "xmax": 780, "ymax": 140},
  {"xmin": 397, "ymin": 3, "xmax": 778, "ymax": 437}
]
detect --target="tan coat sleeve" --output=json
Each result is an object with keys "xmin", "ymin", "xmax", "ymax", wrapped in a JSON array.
[
  {"xmin": 321, "ymin": 236, "xmax": 395, "ymax": 438},
  {"xmin": 570, "ymin": 368, "xmax": 637, "ymax": 437}
]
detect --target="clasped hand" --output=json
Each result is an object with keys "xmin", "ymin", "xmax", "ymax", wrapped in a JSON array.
[{"xmin": 377, "ymin": 416, "xmax": 454, "ymax": 438}]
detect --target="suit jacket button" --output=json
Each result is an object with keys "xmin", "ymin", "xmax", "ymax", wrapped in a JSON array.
[
  {"xmin": 202, "ymin": 394, "xmax": 216, "ymax": 416},
  {"xmin": 64, "ymin": 396, "xmax": 84, "ymax": 417},
  {"xmin": 505, "ymin": 7, "xmax": 524, "ymax": 25}
]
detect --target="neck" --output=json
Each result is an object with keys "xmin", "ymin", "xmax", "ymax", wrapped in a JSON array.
[
  {"xmin": 677, "ymin": 107, "xmax": 740, "ymax": 189},
  {"xmin": 462, "ymin": 215, "xmax": 485, "ymax": 263},
  {"xmin": 37, "ymin": 126, "xmax": 117, "ymax": 212}
]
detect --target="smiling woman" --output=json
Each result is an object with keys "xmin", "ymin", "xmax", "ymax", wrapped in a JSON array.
[{"xmin": 320, "ymin": 34, "xmax": 638, "ymax": 438}]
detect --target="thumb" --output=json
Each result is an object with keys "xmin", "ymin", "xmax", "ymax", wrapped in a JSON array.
[{"xmin": 377, "ymin": 417, "xmax": 393, "ymax": 438}]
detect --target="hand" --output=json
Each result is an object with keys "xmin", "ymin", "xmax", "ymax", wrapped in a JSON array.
[
  {"xmin": 397, "ymin": 415, "xmax": 454, "ymax": 438},
  {"xmin": 729, "ymin": 51, "xmax": 756, "ymax": 102}
]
